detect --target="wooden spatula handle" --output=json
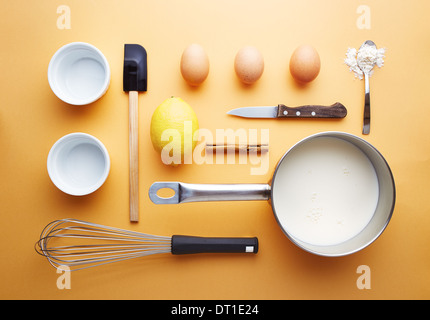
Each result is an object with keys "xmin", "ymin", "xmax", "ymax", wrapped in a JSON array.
[{"xmin": 129, "ymin": 91, "xmax": 139, "ymax": 222}]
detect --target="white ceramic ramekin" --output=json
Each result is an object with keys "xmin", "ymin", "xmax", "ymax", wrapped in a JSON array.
[
  {"xmin": 47, "ymin": 133, "xmax": 110, "ymax": 196},
  {"xmin": 48, "ymin": 42, "xmax": 110, "ymax": 105}
]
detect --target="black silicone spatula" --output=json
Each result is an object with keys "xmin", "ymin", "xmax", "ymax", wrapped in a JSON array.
[{"xmin": 123, "ymin": 44, "xmax": 147, "ymax": 222}]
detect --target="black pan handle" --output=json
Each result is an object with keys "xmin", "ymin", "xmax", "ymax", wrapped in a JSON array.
[{"xmin": 171, "ymin": 235, "xmax": 258, "ymax": 255}]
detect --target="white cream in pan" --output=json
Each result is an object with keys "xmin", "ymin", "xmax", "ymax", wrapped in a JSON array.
[{"xmin": 273, "ymin": 137, "xmax": 379, "ymax": 246}]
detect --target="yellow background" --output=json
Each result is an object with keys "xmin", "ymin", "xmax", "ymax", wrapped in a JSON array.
[{"xmin": 1, "ymin": 0, "xmax": 429, "ymax": 299}]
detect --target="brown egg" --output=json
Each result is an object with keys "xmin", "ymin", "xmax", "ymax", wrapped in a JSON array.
[
  {"xmin": 180, "ymin": 44, "xmax": 210, "ymax": 86},
  {"xmin": 234, "ymin": 46, "xmax": 264, "ymax": 85},
  {"xmin": 289, "ymin": 45, "xmax": 321, "ymax": 83}
]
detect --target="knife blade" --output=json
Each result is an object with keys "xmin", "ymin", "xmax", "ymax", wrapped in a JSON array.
[{"xmin": 227, "ymin": 102, "xmax": 347, "ymax": 119}]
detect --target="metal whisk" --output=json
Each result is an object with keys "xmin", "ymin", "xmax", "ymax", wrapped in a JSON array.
[{"xmin": 35, "ymin": 219, "xmax": 258, "ymax": 271}]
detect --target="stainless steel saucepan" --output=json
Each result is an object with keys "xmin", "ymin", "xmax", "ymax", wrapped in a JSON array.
[{"xmin": 149, "ymin": 132, "xmax": 396, "ymax": 256}]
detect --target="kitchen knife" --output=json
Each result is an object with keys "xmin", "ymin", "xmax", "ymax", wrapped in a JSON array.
[{"xmin": 227, "ymin": 102, "xmax": 347, "ymax": 119}]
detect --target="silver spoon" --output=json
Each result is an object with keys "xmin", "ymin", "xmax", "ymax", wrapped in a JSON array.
[{"xmin": 357, "ymin": 40, "xmax": 377, "ymax": 135}]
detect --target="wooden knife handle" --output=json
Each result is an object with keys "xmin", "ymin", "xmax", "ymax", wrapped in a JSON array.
[{"xmin": 277, "ymin": 102, "xmax": 347, "ymax": 118}]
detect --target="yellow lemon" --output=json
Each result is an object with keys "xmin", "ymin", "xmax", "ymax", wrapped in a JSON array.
[{"xmin": 150, "ymin": 97, "xmax": 199, "ymax": 165}]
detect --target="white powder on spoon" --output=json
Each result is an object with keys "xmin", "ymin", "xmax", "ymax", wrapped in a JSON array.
[{"xmin": 345, "ymin": 44, "xmax": 386, "ymax": 79}]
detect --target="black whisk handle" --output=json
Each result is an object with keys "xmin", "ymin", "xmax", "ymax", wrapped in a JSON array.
[{"xmin": 171, "ymin": 235, "xmax": 258, "ymax": 255}]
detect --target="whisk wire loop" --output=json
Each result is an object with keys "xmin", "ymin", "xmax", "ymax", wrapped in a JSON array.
[{"xmin": 35, "ymin": 219, "xmax": 172, "ymax": 271}]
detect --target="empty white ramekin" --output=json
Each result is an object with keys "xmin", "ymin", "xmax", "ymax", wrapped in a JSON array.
[
  {"xmin": 48, "ymin": 42, "xmax": 110, "ymax": 105},
  {"xmin": 47, "ymin": 133, "xmax": 110, "ymax": 196}
]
